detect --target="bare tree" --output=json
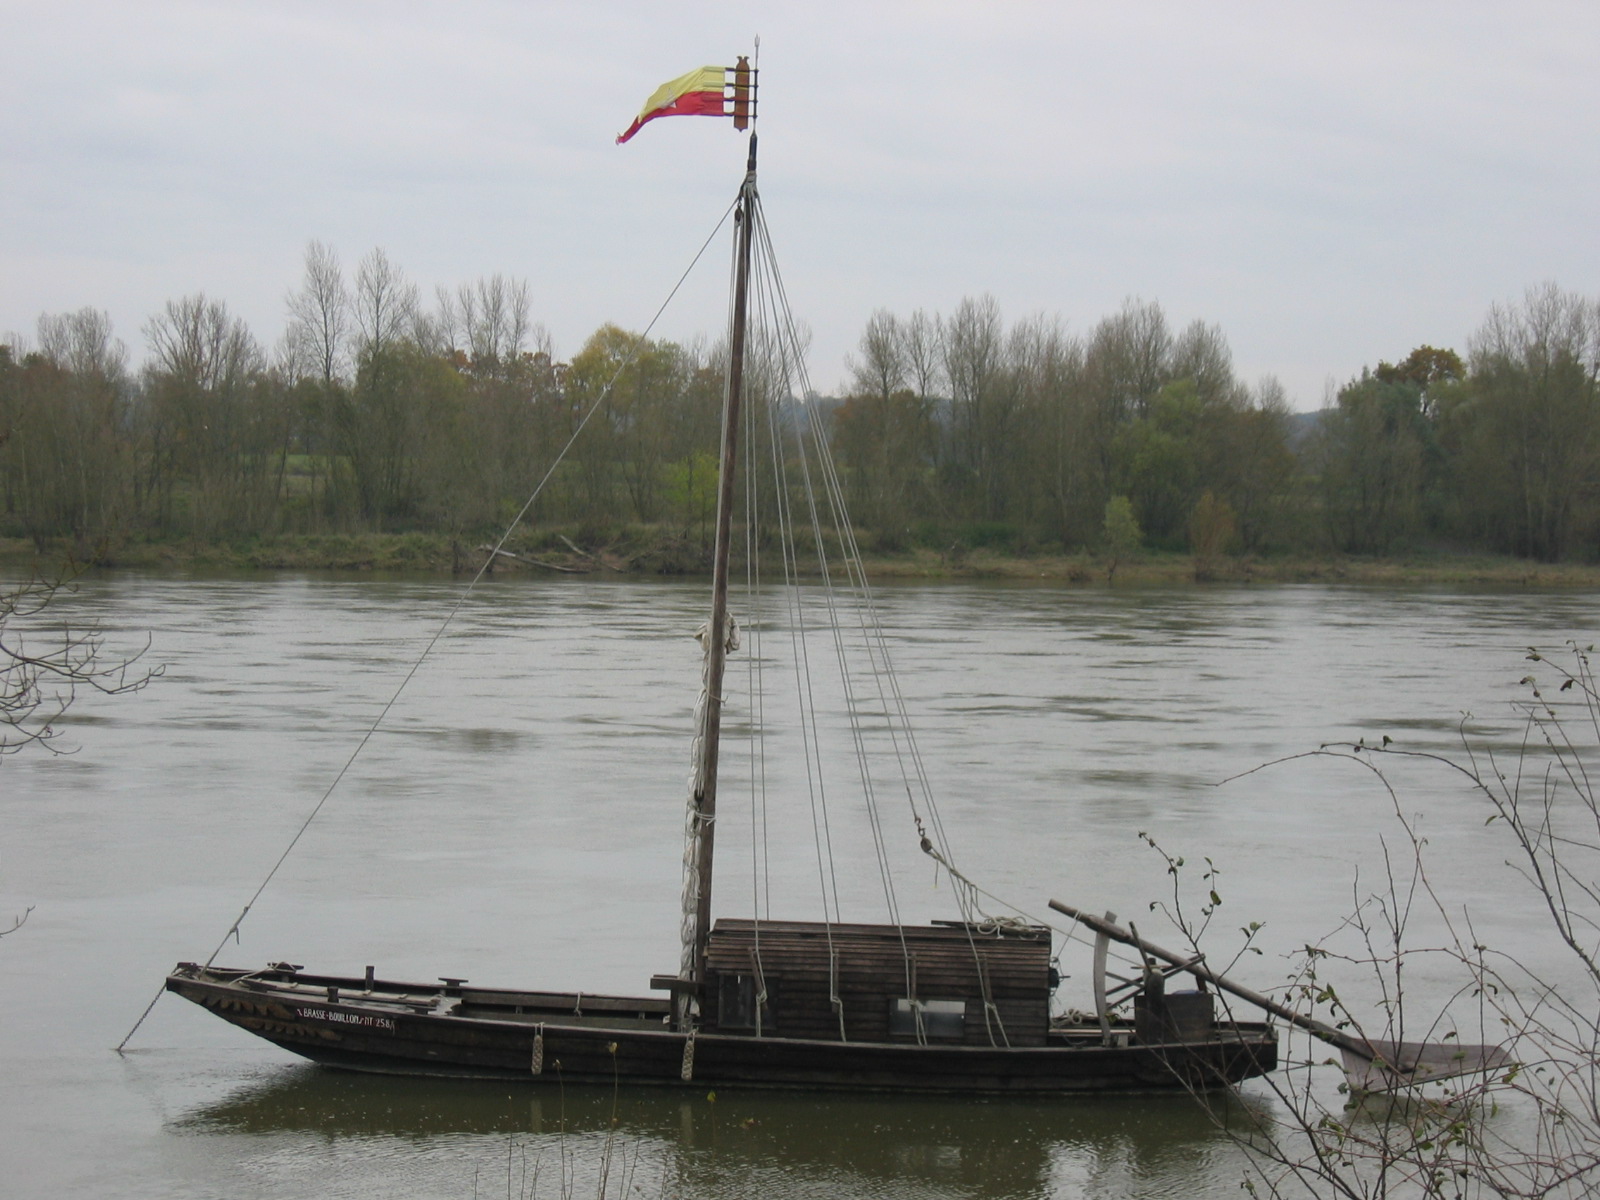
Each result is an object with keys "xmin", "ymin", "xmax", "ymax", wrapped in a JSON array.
[
  {"xmin": 351, "ymin": 248, "xmax": 419, "ymax": 366},
  {"xmin": 1221, "ymin": 376, "xmax": 1298, "ymax": 552},
  {"xmin": 833, "ymin": 311, "xmax": 938, "ymax": 537},
  {"xmin": 1009, "ymin": 313, "xmax": 1085, "ymax": 536},
  {"xmin": 1453, "ymin": 284, "xmax": 1600, "ymax": 560},
  {"xmin": 144, "ymin": 294, "xmax": 262, "ymax": 390},
  {"xmin": 847, "ymin": 308, "xmax": 906, "ymax": 400},
  {"xmin": 942, "ymin": 294, "xmax": 1009, "ymax": 517},
  {"xmin": 438, "ymin": 274, "xmax": 532, "ymax": 376},
  {"xmin": 1169, "ymin": 319, "xmax": 1237, "ymax": 406},
  {"xmin": 1312, "ymin": 370, "xmax": 1429, "ymax": 554},
  {"xmin": 140, "ymin": 295, "xmax": 268, "ymax": 532},
  {"xmin": 1086, "ymin": 298, "xmax": 1171, "ymax": 421},
  {"xmin": 281, "ymin": 240, "xmax": 350, "ymax": 385},
  {"xmin": 6, "ymin": 310, "xmax": 131, "ymax": 549},
  {"xmin": 38, "ymin": 308, "xmax": 127, "ymax": 379},
  {"xmin": 901, "ymin": 308, "xmax": 944, "ymax": 401}
]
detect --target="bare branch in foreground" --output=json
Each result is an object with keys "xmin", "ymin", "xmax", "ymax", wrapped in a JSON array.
[{"xmin": 1, "ymin": 568, "xmax": 160, "ymax": 757}]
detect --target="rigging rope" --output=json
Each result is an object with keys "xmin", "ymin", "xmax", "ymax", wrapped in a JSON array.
[
  {"xmin": 740, "ymin": 234, "xmax": 774, "ymax": 999},
  {"xmin": 735, "ymin": 196, "xmax": 1120, "ymax": 1038},
  {"xmin": 740, "ymin": 192, "xmax": 926, "ymax": 998}
]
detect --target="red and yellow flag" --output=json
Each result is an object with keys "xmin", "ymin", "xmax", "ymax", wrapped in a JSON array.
[{"xmin": 616, "ymin": 65, "xmax": 738, "ymax": 144}]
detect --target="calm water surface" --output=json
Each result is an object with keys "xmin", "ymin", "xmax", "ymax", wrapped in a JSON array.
[{"xmin": 2, "ymin": 574, "xmax": 1596, "ymax": 1198}]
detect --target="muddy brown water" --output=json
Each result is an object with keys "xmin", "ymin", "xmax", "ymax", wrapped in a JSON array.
[{"xmin": 2, "ymin": 574, "xmax": 1594, "ymax": 1198}]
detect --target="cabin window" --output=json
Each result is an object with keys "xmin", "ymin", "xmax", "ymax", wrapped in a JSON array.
[
  {"xmin": 717, "ymin": 973, "xmax": 773, "ymax": 1033},
  {"xmin": 890, "ymin": 998, "xmax": 967, "ymax": 1040}
]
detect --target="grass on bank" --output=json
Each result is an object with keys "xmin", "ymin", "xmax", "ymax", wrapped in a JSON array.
[{"xmin": 3, "ymin": 528, "xmax": 1598, "ymax": 587}]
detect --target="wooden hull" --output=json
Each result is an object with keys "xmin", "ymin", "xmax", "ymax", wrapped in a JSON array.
[{"xmin": 167, "ymin": 963, "xmax": 1277, "ymax": 1094}]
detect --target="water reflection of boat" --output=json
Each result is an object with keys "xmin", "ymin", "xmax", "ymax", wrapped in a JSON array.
[
  {"xmin": 177, "ymin": 1065, "xmax": 1272, "ymax": 1196},
  {"xmin": 164, "ymin": 59, "xmax": 1277, "ymax": 1094}
]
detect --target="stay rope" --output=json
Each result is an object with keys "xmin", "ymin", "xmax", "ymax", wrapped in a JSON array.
[
  {"xmin": 760, "ymin": 259, "xmax": 846, "ymax": 931},
  {"xmin": 116, "ymin": 197, "xmax": 740, "ymax": 1053}
]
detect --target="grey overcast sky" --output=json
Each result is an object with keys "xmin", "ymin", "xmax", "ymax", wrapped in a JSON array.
[{"xmin": 5, "ymin": 1, "xmax": 1597, "ymax": 409}]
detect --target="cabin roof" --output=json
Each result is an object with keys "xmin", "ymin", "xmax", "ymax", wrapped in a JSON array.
[
  {"xmin": 710, "ymin": 918, "xmax": 1049, "ymax": 943},
  {"xmin": 706, "ymin": 918, "xmax": 1052, "ymax": 974}
]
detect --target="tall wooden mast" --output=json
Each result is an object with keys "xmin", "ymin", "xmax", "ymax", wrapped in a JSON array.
[{"xmin": 678, "ymin": 62, "xmax": 757, "ymax": 1026}]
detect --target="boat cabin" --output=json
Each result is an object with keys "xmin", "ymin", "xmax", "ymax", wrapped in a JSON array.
[{"xmin": 702, "ymin": 918, "xmax": 1053, "ymax": 1046}]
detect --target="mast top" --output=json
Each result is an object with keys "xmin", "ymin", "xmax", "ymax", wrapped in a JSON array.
[{"xmin": 732, "ymin": 56, "xmax": 754, "ymax": 126}]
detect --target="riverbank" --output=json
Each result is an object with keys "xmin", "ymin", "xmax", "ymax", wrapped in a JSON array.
[{"xmin": 3, "ymin": 531, "xmax": 1597, "ymax": 587}]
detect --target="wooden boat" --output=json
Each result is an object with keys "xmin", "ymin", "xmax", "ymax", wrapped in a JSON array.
[
  {"xmin": 167, "ymin": 926, "xmax": 1275, "ymax": 1093},
  {"xmin": 166, "ymin": 61, "xmax": 1280, "ymax": 1094}
]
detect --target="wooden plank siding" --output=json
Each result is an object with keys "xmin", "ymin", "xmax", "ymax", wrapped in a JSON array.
[{"xmin": 704, "ymin": 919, "xmax": 1052, "ymax": 1047}]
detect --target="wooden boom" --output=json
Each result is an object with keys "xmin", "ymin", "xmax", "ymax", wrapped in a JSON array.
[{"xmin": 1049, "ymin": 900, "xmax": 1508, "ymax": 1089}]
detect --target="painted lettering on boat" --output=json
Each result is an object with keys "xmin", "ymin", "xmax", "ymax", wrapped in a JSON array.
[{"xmin": 296, "ymin": 1006, "xmax": 396, "ymax": 1032}]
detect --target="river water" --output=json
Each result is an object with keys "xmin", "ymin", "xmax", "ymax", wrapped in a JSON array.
[{"xmin": 2, "ymin": 573, "xmax": 1596, "ymax": 1199}]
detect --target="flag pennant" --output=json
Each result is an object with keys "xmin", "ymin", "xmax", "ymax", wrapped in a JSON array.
[{"xmin": 617, "ymin": 58, "xmax": 754, "ymax": 145}]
